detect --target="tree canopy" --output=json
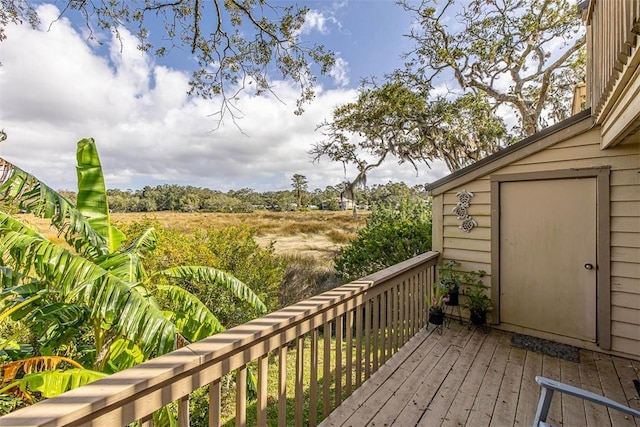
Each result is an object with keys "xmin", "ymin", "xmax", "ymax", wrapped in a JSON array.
[
  {"xmin": 0, "ymin": 0, "xmax": 335, "ymax": 116},
  {"xmin": 314, "ymin": 0, "xmax": 584, "ymax": 185},
  {"xmin": 398, "ymin": 0, "xmax": 585, "ymax": 136},
  {"xmin": 312, "ymin": 80, "xmax": 509, "ymax": 176},
  {"xmin": 291, "ymin": 174, "xmax": 308, "ymax": 209}
]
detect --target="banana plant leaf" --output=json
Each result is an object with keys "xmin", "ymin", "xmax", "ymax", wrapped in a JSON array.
[
  {"xmin": 153, "ymin": 266, "xmax": 267, "ymax": 314},
  {"xmin": 156, "ymin": 284, "xmax": 225, "ymax": 343},
  {"xmin": 75, "ymin": 138, "xmax": 126, "ymax": 253},
  {"xmin": 103, "ymin": 338, "xmax": 145, "ymax": 374},
  {"xmin": 0, "ymin": 368, "xmax": 107, "ymax": 399},
  {"xmin": 0, "ymin": 265, "xmax": 21, "ymax": 289},
  {"xmin": 0, "ymin": 356, "xmax": 84, "ymax": 387},
  {"xmin": 0, "ymin": 340, "xmax": 32, "ymax": 361},
  {"xmin": 0, "ymin": 230, "xmax": 177, "ymax": 357},
  {"xmin": 0, "ymin": 160, "xmax": 109, "ymax": 257},
  {"xmin": 95, "ymin": 227, "xmax": 157, "ymax": 283},
  {"xmin": 0, "ymin": 213, "xmax": 44, "ymax": 239}
]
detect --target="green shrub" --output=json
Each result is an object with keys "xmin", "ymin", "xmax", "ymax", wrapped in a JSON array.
[
  {"xmin": 118, "ymin": 220, "xmax": 284, "ymax": 327},
  {"xmin": 203, "ymin": 226, "xmax": 285, "ymax": 326},
  {"xmin": 334, "ymin": 199, "xmax": 432, "ymax": 283}
]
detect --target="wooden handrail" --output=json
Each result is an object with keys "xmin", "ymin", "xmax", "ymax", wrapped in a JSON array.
[{"xmin": 0, "ymin": 251, "xmax": 440, "ymax": 427}]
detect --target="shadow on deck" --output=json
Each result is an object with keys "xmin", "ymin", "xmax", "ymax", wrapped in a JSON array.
[{"xmin": 321, "ymin": 322, "xmax": 640, "ymax": 427}]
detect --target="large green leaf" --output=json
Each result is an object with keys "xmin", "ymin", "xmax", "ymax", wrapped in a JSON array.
[
  {"xmin": 152, "ymin": 266, "xmax": 267, "ymax": 314},
  {"xmin": 156, "ymin": 284, "xmax": 225, "ymax": 343},
  {"xmin": 96, "ymin": 227, "xmax": 157, "ymax": 283},
  {"xmin": 1, "ymin": 368, "xmax": 107, "ymax": 398},
  {"xmin": 75, "ymin": 138, "xmax": 126, "ymax": 253},
  {"xmin": 103, "ymin": 338, "xmax": 144, "ymax": 374},
  {"xmin": 0, "ymin": 230, "xmax": 177, "ymax": 357},
  {"xmin": 0, "ymin": 160, "xmax": 108, "ymax": 257}
]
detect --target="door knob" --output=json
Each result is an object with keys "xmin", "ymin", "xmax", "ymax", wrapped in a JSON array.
[{"xmin": 584, "ymin": 263, "xmax": 594, "ymax": 270}]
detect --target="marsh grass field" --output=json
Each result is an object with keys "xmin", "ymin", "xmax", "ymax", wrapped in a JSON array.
[{"xmin": 23, "ymin": 210, "xmax": 367, "ymax": 263}]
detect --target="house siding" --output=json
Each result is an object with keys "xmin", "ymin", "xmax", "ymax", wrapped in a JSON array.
[{"xmin": 433, "ymin": 127, "xmax": 640, "ymax": 359}]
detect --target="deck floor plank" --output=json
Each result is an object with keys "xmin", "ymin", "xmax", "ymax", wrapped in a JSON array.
[
  {"xmin": 560, "ymin": 358, "xmax": 587, "ymax": 427},
  {"xmin": 595, "ymin": 352, "xmax": 638, "ymax": 427},
  {"xmin": 370, "ymin": 323, "xmax": 471, "ymax": 426},
  {"xmin": 388, "ymin": 345, "xmax": 461, "ymax": 426},
  {"xmin": 320, "ymin": 326, "xmax": 439, "ymax": 427},
  {"xmin": 320, "ymin": 326, "xmax": 639, "ymax": 427},
  {"xmin": 441, "ymin": 330, "xmax": 502, "ymax": 427},
  {"xmin": 513, "ymin": 350, "xmax": 543, "ymax": 427},
  {"xmin": 611, "ymin": 356, "xmax": 640, "ymax": 413},
  {"xmin": 465, "ymin": 332, "xmax": 512, "ymax": 427},
  {"xmin": 413, "ymin": 328, "xmax": 489, "ymax": 426},
  {"xmin": 366, "ymin": 346, "xmax": 449, "ymax": 426},
  {"xmin": 579, "ymin": 349, "xmax": 615, "ymax": 427},
  {"xmin": 489, "ymin": 345, "xmax": 526, "ymax": 427}
]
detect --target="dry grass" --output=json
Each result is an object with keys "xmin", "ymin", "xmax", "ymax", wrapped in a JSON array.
[{"xmin": 19, "ymin": 210, "xmax": 366, "ymax": 262}]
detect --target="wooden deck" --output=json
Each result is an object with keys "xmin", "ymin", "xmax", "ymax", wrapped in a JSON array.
[{"xmin": 320, "ymin": 322, "xmax": 640, "ymax": 427}]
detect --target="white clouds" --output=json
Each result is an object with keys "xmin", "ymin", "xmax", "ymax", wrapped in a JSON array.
[
  {"xmin": 0, "ymin": 5, "xmax": 448, "ymax": 194},
  {"xmin": 300, "ymin": 10, "xmax": 331, "ymax": 35},
  {"xmin": 329, "ymin": 57, "xmax": 350, "ymax": 87},
  {"xmin": 298, "ymin": 8, "xmax": 351, "ymax": 87}
]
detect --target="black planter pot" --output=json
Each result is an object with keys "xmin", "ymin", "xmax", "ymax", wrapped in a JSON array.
[
  {"xmin": 429, "ymin": 310, "xmax": 445, "ymax": 325},
  {"xmin": 445, "ymin": 287, "xmax": 459, "ymax": 306},
  {"xmin": 470, "ymin": 309, "xmax": 487, "ymax": 325}
]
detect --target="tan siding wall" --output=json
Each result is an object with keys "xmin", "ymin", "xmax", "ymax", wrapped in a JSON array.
[
  {"xmin": 435, "ymin": 126, "xmax": 640, "ymax": 358},
  {"xmin": 440, "ymin": 176, "xmax": 492, "ymax": 276}
]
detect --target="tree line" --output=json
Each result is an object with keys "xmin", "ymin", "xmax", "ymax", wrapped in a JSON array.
[{"xmin": 56, "ymin": 180, "xmax": 429, "ymax": 213}]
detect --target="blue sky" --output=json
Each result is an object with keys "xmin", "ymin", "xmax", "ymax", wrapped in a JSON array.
[{"xmin": 0, "ymin": 0, "xmax": 451, "ymax": 192}]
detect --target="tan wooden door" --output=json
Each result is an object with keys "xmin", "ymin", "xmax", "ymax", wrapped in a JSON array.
[{"xmin": 499, "ymin": 177, "xmax": 597, "ymax": 342}]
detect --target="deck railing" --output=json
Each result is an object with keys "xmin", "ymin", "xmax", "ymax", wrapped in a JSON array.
[
  {"xmin": 0, "ymin": 251, "xmax": 439, "ymax": 427},
  {"xmin": 588, "ymin": 0, "xmax": 640, "ymax": 117}
]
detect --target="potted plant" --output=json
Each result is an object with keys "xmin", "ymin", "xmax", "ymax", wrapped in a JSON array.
[
  {"xmin": 428, "ymin": 282, "xmax": 449, "ymax": 325},
  {"xmin": 461, "ymin": 270, "xmax": 493, "ymax": 326},
  {"xmin": 438, "ymin": 260, "xmax": 462, "ymax": 306}
]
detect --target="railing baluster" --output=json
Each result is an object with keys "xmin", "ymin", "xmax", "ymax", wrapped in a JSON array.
[
  {"xmin": 257, "ymin": 355, "xmax": 268, "ymax": 427},
  {"xmin": 420, "ymin": 269, "xmax": 426, "ymax": 327},
  {"xmin": 209, "ymin": 379, "xmax": 221, "ymax": 427},
  {"xmin": 590, "ymin": 0, "xmax": 640, "ymax": 113},
  {"xmin": 355, "ymin": 305, "xmax": 363, "ymax": 387},
  {"xmin": 278, "ymin": 346, "xmax": 287, "ymax": 425},
  {"xmin": 372, "ymin": 295, "xmax": 379, "ymax": 372},
  {"xmin": 335, "ymin": 314, "xmax": 344, "ymax": 406},
  {"xmin": 408, "ymin": 277, "xmax": 413, "ymax": 338},
  {"xmin": 387, "ymin": 288, "xmax": 393, "ymax": 358},
  {"xmin": 411, "ymin": 276, "xmax": 420, "ymax": 336},
  {"xmin": 393, "ymin": 284, "xmax": 400, "ymax": 354},
  {"xmin": 423, "ymin": 268, "xmax": 428, "ymax": 324},
  {"xmin": 310, "ymin": 328, "xmax": 319, "ymax": 427},
  {"xmin": 140, "ymin": 415, "xmax": 153, "ymax": 427},
  {"xmin": 236, "ymin": 366, "xmax": 247, "ymax": 427},
  {"xmin": 178, "ymin": 395, "xmax": 189, "ymax": 427},
  {"xmin": 323, "ymin": 321, "xmax": 332, "ymax": 417},
  {"xmin": 405, "ymin": 276, "xmax": 415, "ymax": 341},
  {"xmin": 364, "ymin": 299, "xmax": 371, "ymax": 380},
  {"xmin": 345, "ymin": 309, "xmax": 353, "ymax": 398},
  {"xmin": 405, "ymin": 279, "xmax": 411, "ymax": 343},
  {"xmin": 295, "ymin": 336, "xmax": 304, "ymax": 427},
  {"xmin": 380, "ymin": 291, "xmax": 387, "ymax": 364},
  {"xmin": 396, "ymin": 281, "xmax": 406, "ymax": 350}
]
